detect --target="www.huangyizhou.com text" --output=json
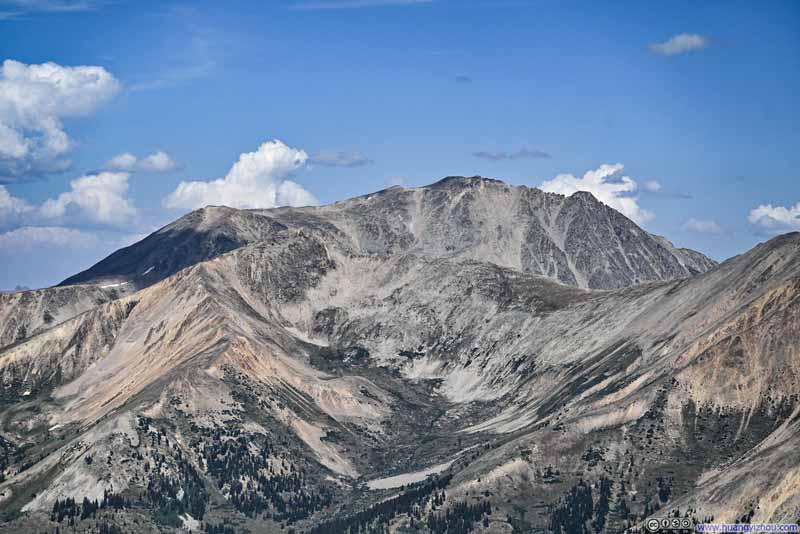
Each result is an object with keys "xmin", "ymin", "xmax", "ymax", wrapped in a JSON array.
[{"xmin": 696, "ymin": 524, "xmax": 799, "ymax": 533}]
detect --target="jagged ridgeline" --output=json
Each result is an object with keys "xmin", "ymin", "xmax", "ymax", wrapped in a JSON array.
[{"xmin": 0, "ymin": 177, "xmax": 798, "ymax": 533}]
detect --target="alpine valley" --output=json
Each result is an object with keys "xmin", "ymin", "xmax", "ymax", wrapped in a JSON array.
[{"xmin": 1, "ymin": 177, "xmax": 798, "ymax": 533}]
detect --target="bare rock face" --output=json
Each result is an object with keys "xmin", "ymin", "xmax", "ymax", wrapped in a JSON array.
[
  {"xmin": 281, "ymin": 177, "xmax": 717, "ymax": 289},
  {"xmin": 58, "ymin": 177, "xmax": 715, "ymax": 291},
  {"xmin": 0, "ymin": 285, "xmax": 125, "ymax": 350},
  {"xmin": 0, "ymin": 178, "xmax": 796, "ymax": 534}
]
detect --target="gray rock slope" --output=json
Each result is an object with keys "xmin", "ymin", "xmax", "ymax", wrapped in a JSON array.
[
  {"xmin": 0, "ymin": 284, "xmax": 134, "ymax": 350},
  {"xmin": 1, "ymin": 178, "xmax": 795, "ymax": 534},
  {"xmin": 59, "ymin": 176, "xmax": 715, "ymax": 292}
]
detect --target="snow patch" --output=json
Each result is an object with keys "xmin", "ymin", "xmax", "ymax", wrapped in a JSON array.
[
  {"xmin": 463, "ymin": 404, "xmax": 537, "ymax": 434},
  {"xmin": 440, "ymin": 366, "xmax": 511, "ymax": 403},
  {"xmin": 180, "ymin": 514, "xmax": 200, "ymax": 531},
  {"xmin": 284, "ymin": 325, "xmax": 329, "ymax": 347},
  {"xmin": 366, "ymin": 459, "xmax": 455, "ymax": 490},
  {"xmin": 99, "ymin": 281, "xmax": 130, "ymax": 289},
  {"xmin": 574, "ymin": 399, "xmax": 648, "ymax": 433},
  {"xmin": 404, "ymin": 356, "xmax": 511, "ymax": 403},
  {"xmin": 403, "ymin": 356, "xmax": 443, "ymax": 380}
]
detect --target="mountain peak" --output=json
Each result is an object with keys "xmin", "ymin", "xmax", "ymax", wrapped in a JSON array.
[
  {"xmin": 568, "ymin": 190, "xmax": 601, "ymax": 203},
  {"xmin": 430, "ymin": 175, "xmax": 507, "ymax": 188},
  {"xmin": 58, "ymin": 176, "xmax": 716, "ymax": 292}
]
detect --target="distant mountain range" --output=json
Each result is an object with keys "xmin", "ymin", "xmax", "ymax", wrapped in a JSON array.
[
  {"xmin": 1, "ymin": 177, "xmax": 797, "ymax": 533},
  {"xmin": 0, "ymin": 286, "xmax": 29, "ymax": 294}
]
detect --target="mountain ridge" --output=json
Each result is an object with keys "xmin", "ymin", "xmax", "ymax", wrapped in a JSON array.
[
  {"xmin": 58, "ymin": 176, "xmax": 716, "ymax": 293},
  {"xmin": 0, "ymin": 179, "xmax": 797, "ymax": 534}
]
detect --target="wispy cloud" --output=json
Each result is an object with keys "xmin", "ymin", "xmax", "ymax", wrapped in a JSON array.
[
  {"xmin": 2, "ymin": 0, "xmax": 103, "ymax": 10},
  {"xmin": 0, "ymin": 225, "xmax": 97, "ymax": 249},
  {"xmin": 473, "ymin": 148, "xmax": 550, "ymax": 161},
  {"xmin": 130, "ymin": 40, "xmax": 215, "ymax": 92},
  {"xmin": 129, "ymin": 7, "xmax": 220, "ymax": 92},
  {"xmin": 309, "ymin": 150, "xmax": 372, "ymax": 167},
  {"xmin": 639, "ymin": 180, "xmax": 692, "ymax": 199},
  {"xmin": 649, "ymin": 33, "xmax": 708, "ymax": 56},
  {"xmin": 681, "ymin": 218, "xmax": 722, "ymax": 234},
  {"xmin": 642, "ymin": 180, "xmax": 662, "ymax": 193},
  {"xmin": 130, "ymin": 62, "xmax": 215, "ymax": 92},
  {"xmin": 0, "ymin": 0, "xmax": 104, "ymax": 19},
  {"xmin": 290, "ymin": 0, "xmax": 434, "ymax": 10}
]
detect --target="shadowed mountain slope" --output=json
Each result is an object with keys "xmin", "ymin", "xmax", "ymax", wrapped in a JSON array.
[{"xmin": 59, "ymin": 206, "xmax": 288, "ymax": 290}]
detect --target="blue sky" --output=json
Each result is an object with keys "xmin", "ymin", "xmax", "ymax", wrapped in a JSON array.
[{"xmin": 0, "ymin": 0, "xmax": 798, "ymax": 289}]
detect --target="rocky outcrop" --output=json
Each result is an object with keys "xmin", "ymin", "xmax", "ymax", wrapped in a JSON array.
[{"xmin": 0, "ymin": 285, "xmax": 121, "ymax": 350}]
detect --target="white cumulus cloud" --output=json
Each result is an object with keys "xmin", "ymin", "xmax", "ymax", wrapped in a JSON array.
[
  {"xmin": 748, "ymin": 202, "xmax": 800, "ymax": 233},
  {"xmin": 1, "ymin": 172, "xmax": 137, "ymax": 229},
  {"xmin": 140, "ymin": 151, "xmax": 178, "ymax": 172},
  {"xmin": 681, "ymin": 218, "xmax": 722, "ymax": 234},
  {"xmin": 106, "ymin": 150, "xmax": 179, "ymax": 173},
  {"xmin": 0, "ymin": 184, "xmax": 34, "ymax": 229},
  {"xmin": 0, "ymin": 59, "xmax": 121, "ymax": 181},
  {"xmin": 105, "ymin": 152, "xmax": 137, "ymax": 171},
  {"xmin": 39, "ymin": 171, "xmax": 137, "ymax": 226},
  {"xmin": 650, "ymin": 34, "xmax": 708, "ymax": 56},
  {"xmin": 164, "ymin": 139, "xmax": 317, "ymax": 210},
  {"xmin": 0, "ymin": 226, "xmax": 97, "ymax": 250},
  {"xmin": 540, "ymin": 163, "xmax": 654, "ymax": 224}
]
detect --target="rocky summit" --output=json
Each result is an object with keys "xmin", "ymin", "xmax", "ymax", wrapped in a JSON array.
[{"xmin": 0, "ymin": 177, "xmax": 798, "ymax": 533}]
